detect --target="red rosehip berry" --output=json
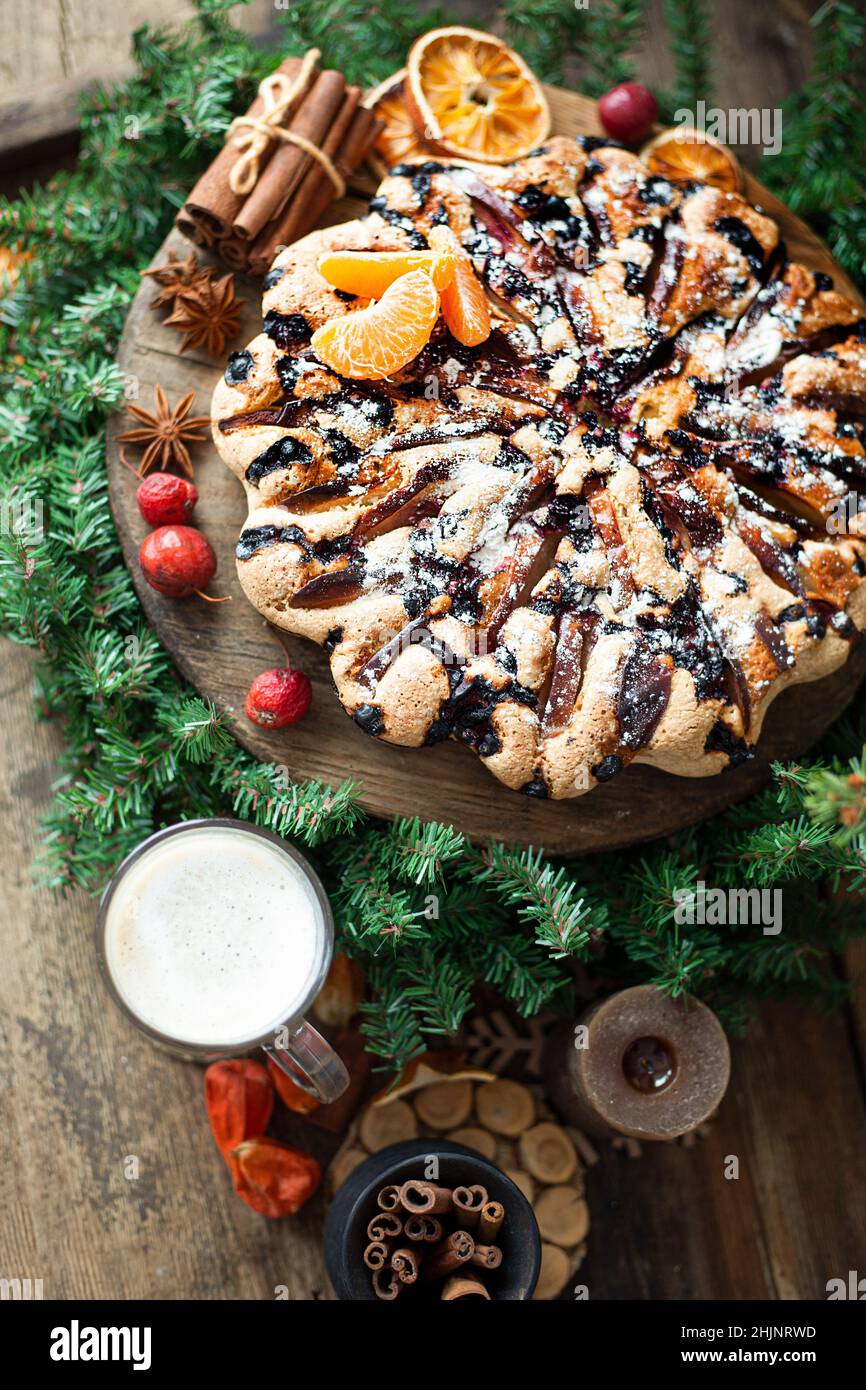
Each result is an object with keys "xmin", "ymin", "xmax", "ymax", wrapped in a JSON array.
[
  {"xmin": 137, "ymin": 473, "xmax": 198, "ymax": 527},
  {"xmin": 139, "ymin": 525, "xmax": 217, "ymax": 598},
  {"xmin": 245, "ymin": 667, "xmax": 312, "ymax": 729},
  {"xmin": 598, "ymin": 82, "xmax": 658, "ymax": 145}
]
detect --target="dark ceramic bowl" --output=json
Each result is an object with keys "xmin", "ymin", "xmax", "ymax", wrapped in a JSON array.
[{"xmin": 324, "ymin": 1139, "xmax": 541, "ymax": 1301}]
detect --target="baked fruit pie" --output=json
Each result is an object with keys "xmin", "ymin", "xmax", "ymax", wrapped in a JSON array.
[{"xmin": 211, "ymin": 136, "xmax": 866, "ymax": 799}]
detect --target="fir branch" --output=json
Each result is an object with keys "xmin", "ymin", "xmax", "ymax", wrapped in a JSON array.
[
  {"xmin": 624, "ymin": 850, "xmax": 702, "ymax": 934},
  {"xmin": 357, "ymin": 969, "xmax": 427, "ymax": 1069},
  {"xmin": 661, "ymin": 0, "xmax": 713, "ymax": 116},
  {"xmin": 336, "ymin": 878, "xmax": 426, "ymax": 949},
  {"xmin": 275, "ymin": 0, "xmax": 454, "ymax": 89},
  {"xmin": 65, "ymin": 623, "xmax": 171, "ymax": 700},
  {"xmin": 760, "ymin": 0, "xmax": 866, "ymax": 288},
  {"xmin": 583, "ymin": 0, "xmax": 647, "ymax": 98},
  {"xmin": 502, "ymin": 0, "xmax": 585, "ymax": 86},
  {"xmin": 158, "ymin": 694, "xmax": 232, "ymax": 763},
  {"xmin": 476, "ymin": 844, "xmax": 602, "ymax": 957},
  {"xmin": 381, "ymin": 815, "xmax": 465, "ymax": 887},
  {"xmin": 38, "ymin": 812, "xmax": 158, "ymax": 893},
  {"xmin": 470, "ymin": 932, "xmax": 571, "ymax": 1016},
  {"xmin": 401, "ymin": 947, "xmax": 475, "ymax": 1036},
  {"xmin": 803, "ymin": 758, "xmax": 866, "ymax": 845},
  {"xmin": 718, "ymin": 816, "xmax": 841, "ymax": 884},
  {"xmin": 221, "ymin": 754, "xmax": 365, "ymax": 846},
  {"xmin": 435, "ymin": 878, "xmax": 513, "ymax": 940}
]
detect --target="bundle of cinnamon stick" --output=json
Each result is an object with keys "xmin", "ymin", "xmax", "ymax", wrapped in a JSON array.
[
  {"xmin": 177, "ymin": 49, "xmax": 381, "ymax": 278},
  {"xmin": 364, "ymin": 1177, "xmax": 506, "ymax": 1301}
]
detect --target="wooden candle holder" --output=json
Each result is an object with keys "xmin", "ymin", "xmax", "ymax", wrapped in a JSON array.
[{"xmin": 544, "ymin": 985, "xmax": 730, "ymax": 1141}]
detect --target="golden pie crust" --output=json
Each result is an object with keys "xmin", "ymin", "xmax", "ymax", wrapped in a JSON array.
[{"xmin": 212, "ymin": 137, "xmax": 866, "ymax": 799}]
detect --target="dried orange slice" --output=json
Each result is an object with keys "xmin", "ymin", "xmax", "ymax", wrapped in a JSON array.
[
  {"xmin": 365, "ymin": 69, "xmax": 428, "ymax": 177},
  {"xmin": 311, "ymin": 269, "xmax": 440, "ymax": 380},
  {"xmin": 405, "ymin": 26, "xmax": 550, "ymax": 164},
  {"xmin": 317, "ymin": 241, "xmax": 456, "ymax": 299},
  {"xmin": 429, "ymin": 226, "xmax": 490, "ymax": 347},
  {"xmin": 641, "ymin": 126, "xmax": 743, "ymax": 193}
]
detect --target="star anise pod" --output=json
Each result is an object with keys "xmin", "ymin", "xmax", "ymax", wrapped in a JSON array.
[
  {"xmin": 164, "ymin": 273, "xmax": 246, "ymax": 358},
  {"xmin": 117, "ymin": 384, "xmax": 211, "ymax": 478},
  {"xmin": 140, "ymin": 250, "xmax": 213, "ymax": 311}
]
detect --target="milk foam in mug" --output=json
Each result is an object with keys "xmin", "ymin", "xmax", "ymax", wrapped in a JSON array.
[{"xmin": 97, "ymin": 820, "xmax": 349, "ymax": 1103}]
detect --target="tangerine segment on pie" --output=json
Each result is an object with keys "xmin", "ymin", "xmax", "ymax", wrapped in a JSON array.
[{"xmin": 211, "ymin": 136, "xmax": 866, "ymax": 800}]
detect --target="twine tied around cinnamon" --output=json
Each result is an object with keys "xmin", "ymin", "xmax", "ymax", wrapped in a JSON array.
[{"xmin": 226, "ymin": 48, "xmax": 346, "ymax": 199}]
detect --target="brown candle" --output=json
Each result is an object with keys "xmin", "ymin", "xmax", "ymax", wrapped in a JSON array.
[{"xmin": 544, "ymin": 986, "xmax": 730, "ymax": 1140}]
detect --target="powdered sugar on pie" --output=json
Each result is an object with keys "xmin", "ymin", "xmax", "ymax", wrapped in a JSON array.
[{"xmin": 212, "ymin": 137, "xmax": 866, "ymax": 799}]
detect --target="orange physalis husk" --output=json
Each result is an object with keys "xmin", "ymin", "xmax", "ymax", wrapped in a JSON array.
[
  {"xmin": 205, "ymin": 1059, "xmax": 274, "ymax": 1158},
  {"xmin": 230, "ymin": 1137, "xmax": 322, "ymax": 1218},
  {"xmin": 429, "ymin": 225, "xmax": 491, "ymax": 346},
  {"xmin": 266, "ymin": 1055, "xmax": 321, "ymax": 1115},
  {"xmin": 310, "ymin": 268, "xmax": 439, "ymax": 380},
  {"xmin": 317, "ymin": 242, "xmax": 456, "ymax": 299}
]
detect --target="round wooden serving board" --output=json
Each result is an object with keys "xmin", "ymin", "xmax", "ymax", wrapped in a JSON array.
[{"xmin": 107, "ymin": 85, "xmax": 866, "ymax": 853}]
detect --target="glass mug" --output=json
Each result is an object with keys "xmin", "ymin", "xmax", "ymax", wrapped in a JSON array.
[{"xmin": 96, "ymin": 818, "xmax": 349, "ymax": 1104}]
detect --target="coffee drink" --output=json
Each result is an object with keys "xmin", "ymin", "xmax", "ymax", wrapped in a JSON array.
[{"xmin": 102, "ymin": 823, "xmax": 326, "ymax": 1047}]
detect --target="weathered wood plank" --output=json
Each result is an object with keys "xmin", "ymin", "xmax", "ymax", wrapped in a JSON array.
[
  {"xmin": 0, "ymin": 636, "xmax": 335, "ymax": 1299},
  {"xmin": 580, "ymin": 1001, "xmax": 866, "ymax": 1299},
  {"xmin": 0, "ymin": 0, "xmax": 277, "ymax": 169},
  {"xmin": 5, "ymin": 633, "xmax": 863, "ymax": 1299}
]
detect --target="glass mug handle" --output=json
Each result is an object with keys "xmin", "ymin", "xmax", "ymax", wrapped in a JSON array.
[{"xmin": 263, "ymin": 1019, "xmax": 349, "ymax": 1104}]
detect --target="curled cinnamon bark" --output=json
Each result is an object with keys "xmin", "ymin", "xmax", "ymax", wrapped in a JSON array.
[
  {"xmin": 477, "ymin": 1200, "xmax": 505, "ymax": 1243},
  {"xmin": 372, "ymin": 1267, "xmax": 401, "ymax": 1301},
  {"xmin": 363, "ymin": 1169, "xmax": 512, "ymax": 1299},
  {"xmin": 424, "ymin": 1230, "xmax": 475, "ymax": 1280},
  {"xmin": 362, "ymin": 1240, "xmax": 391, "ymax": 1271},
  {"xmin": 471, "ymin": 1244, "xmax": 503, "ymax": 1270},
  {"xmin": 234, "ymin": 69, "xmax": 347, "ymax": 238},
  {"xmin": 182, "ymin": 56, "xmax": 305, "ymax": 239},
  {"xmin": 403, "ymin": 1214, "xmax": 443, "ymax": 1243},
  {"xmin": 441, "ymin": 1273, "xmax": 492, "ymax": 1301},
  {"xmin": 367, "ymin": 1212, "xmax": 403, "ymax": 1242},
  {"xmin": 399, "ymin": 1180, "xmax": 453, "ymax": 1215},
  {"xmin": 376, "ymin": 1184, "xmax": 403, "ymax": 1211},
  {"xmin": 390, "ymin": 1247, "xmax": 421, "ymax": 1284},
  {"xmin": 175, "ymin": 54, "xmax": 380, "ymax": 276},
  {"xmin": 452, "ymin": 1184, "xmax": 488, "ymax": 1229},
  {"xmin": 249, "ymin": 93, "xmax": 368, "ymax": 272},
  {"xmin": 217, "ymin": 236, "xmax": 252, "ymax": 272}
]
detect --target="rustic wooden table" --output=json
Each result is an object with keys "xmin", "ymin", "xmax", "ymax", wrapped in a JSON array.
[
  {"xmin": 3, "ymin": 631, "xmax": 865, "ymax": 1299},
  {"xmin": 3, "ymin": 0, "xmax": 866, "ymax": 1301}
]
